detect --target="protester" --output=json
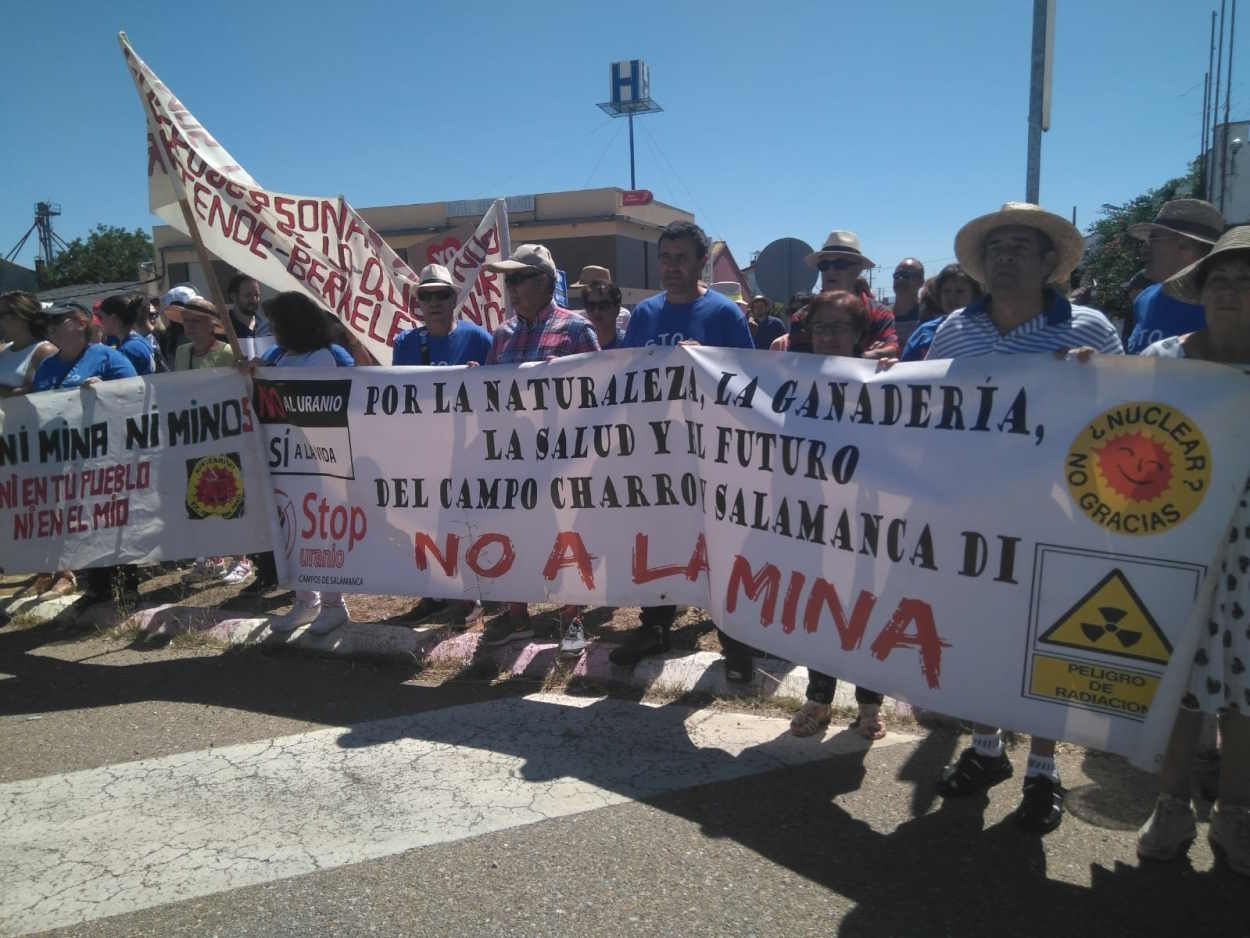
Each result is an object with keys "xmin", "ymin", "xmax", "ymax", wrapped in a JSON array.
[
  {"xmin": 614, "ymin": 220, "xmax": 756, "ymax": 676},
  {"xmin": 158, "ymin": 284, "xmax": 196, "ymax": 361},
  {"xmin": 582, "ymin": 281, "xmax": 626, "ymax": 349},
  {"xmin": 770, "ymin": 292, "xmax": 814, "ymax": 351},
  {"xmin": 132, "ymin": 296, "xmax": 170, "ymax": 373},
  {"xmin": 0, "ymin": 291, "xmax": 57, "ymax": 397},
  {"xmin": 785, "ymin": 290, "xmax": 886, "ymax": 740},
  {"xmin": 571, "ymin": 264, "xmax": 631, "ymax": 334},
  {"xmin": 890, "ymin": 257, "xmax": 925, "ymax": 345},
  {"xmin": 166, "ymin": 297, "xmax": 236, "ymax": 370},
  {"xmin": 1124, "ymin": 198, "xmax": 1223, "ymax": 354},
  {"xmin": 97, "ymin": 293, "xmax": 156, "ymax": 375},
  {"xmin": 1134, "ymin": 225, "xmax": 1250, "ymax": 875},
  {"xmin": 257, "ymin": 292, "xmax": 354, "ymax": 633},
  {"xmin": 393, "ymin": 264, "xmax": 492, "ymax": 367},
  {"xmin": 803, "ymin": 231, "xmax": 898, "ymax": 358},
  {"xmin": 747, "ymin": 294, "xmax": 786, "ymax": 350},
  {"xmin": 483, "ymin": 244, "xmax": 599, "ymax": 655},
  {"xmin": 899, "ymin": 264, "xmax": 983, "ymax": 361},
  {"xmin": 226, "ymin": 274, "xmax": 269, "ymax": 339},
  {"xmin": 926, "ymin": 202, "xmax": 1123, "ymax": 833}
]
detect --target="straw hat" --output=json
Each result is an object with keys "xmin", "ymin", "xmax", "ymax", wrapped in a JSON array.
[
  {"xmin": 954, "ymin": 202, "xmax": 1085, "ymax": 287},
  {"xmin": 165, "ymin": 296, "xmax": 227, "ymax": 337},
  {"xmin": 804, "ymin": 230, "xmax": 875, "ymax": 270},
  {"xmin": 1164, "ymin": 224, "xmax": 1250, "ymax": 303},
  {"xmin": 570, "ymin": 265, "xmax": 612, "ymax": 290},
  {"xmin": 1127, "ymin": 198, "xmax": 1224, "ymax": 246}
]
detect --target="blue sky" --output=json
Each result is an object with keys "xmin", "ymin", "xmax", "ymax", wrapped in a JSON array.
[{"xmin": 2, "ymin": 0, "xmax": 1240, "ymax": 293}]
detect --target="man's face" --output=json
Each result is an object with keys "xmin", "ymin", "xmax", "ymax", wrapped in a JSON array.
[
  {"xmin": 982, "ymin": 226, "xmax": 1054, "ymax": 292},
  {"xmin": 1200, "ymin": 256, "xmax": 1250, "ymax": 332},
  {"xmin": 658, "ymin": 237, "xmax": 703, "ymax": 294},
  {"xmin": 1144, "ymin": 230, "xmax": 1205, "ymax": 282},
  {"xmin": 504, "ymin": 268, "xmax": 551, "ymax": 317},
  {"xmin": 892, "ymin": 260, "xmax": 924, "ymax": 301},
  {"xmin": 235, "ymin": 279, "xmax": 261, "ymax": 315},
  {"xmin": 50, "ymin": 315, "xmax": 86, "ymax": 350},
  {"xmin": 749, "ymin": 299, "xmax": 771, "ymax": 321},
  {"xmin": 939, "ymin": 276, "xmax": 977, "ymax": 314},
  {"xmin": 418, "ymin": 284, "xmax": 456, "ymax": 336},
  {"xmin": 819, "ymin": 256, "xmax": 866, "ymax": 292}
]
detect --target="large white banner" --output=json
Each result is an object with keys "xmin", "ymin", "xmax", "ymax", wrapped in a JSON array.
[
  {"xmin": 252, "ymin": 348, "xmax": 1250, "ymax": 766},
  {"xmin": 0, "ymin": 370, "xmax": 272, "ymax": 571},
  {"xmin": 118, "ymin": 34, "xmax": 509, "ymax": 361}
]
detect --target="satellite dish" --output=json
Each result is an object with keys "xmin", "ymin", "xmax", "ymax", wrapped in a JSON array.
[{"xmin": 754, "ymin": 238, "xmax": 816, "ymax": 303}]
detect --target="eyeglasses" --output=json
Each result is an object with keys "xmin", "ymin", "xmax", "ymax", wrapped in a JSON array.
[
  {"xmin": 817, "ymin": 258, "xmax": 862, "ymax": 272},
  {"xmin": 504, "ymin": 270, "xmax": 544, "ymax": 286},
  {"xmin": 809, "ymin": 321, "xmax": 855, "ymax": 337},
  {"xmin": 584, "ymin": 300, "xmax": 617, "ymax": 312},
  {"xmin": 419, "ymin": 289, "xmax": 455, "ymax": 302}
]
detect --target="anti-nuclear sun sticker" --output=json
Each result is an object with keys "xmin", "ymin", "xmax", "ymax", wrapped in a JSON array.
[
  {"xmin": 1066, "ymin": 402, "xmax": 1210, "ymax": 536},
  {"xmin": 186, "ymin": 453, "xmax": 245, "ymax": 520}
]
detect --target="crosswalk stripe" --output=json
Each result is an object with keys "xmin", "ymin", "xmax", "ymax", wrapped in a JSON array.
[{"xmin": 0, "ymin": 693, "xmax": 914, "ymax": 935}]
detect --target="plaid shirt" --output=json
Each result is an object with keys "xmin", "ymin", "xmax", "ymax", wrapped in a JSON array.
[
  {"xmin": 485, "ymin": 302, "xmax": 600, "ymax": 364},
  {"xmin": 861, "ymin": 292, "xmax": 898, "ymax": 353}
]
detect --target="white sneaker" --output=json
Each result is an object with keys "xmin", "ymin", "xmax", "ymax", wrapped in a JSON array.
[
  {"xmin": 1136, "ymin": 794, "xmax": 1197, "ymax": 861},
  {"xmin": 306, "ymin": 603, "xmax": 349, "ymax": 635},
  {"xmin": 270, "ymin": 600, "xmax": 322, "ymax": 633},
  {"xmin": 220, "ymin": 559, "xmax": 254, "ymax": 586},
  {"xmin": 1210, "ymin": 803, "xmax": 1250, "ymax": 876},
  {"xmin": 559, "ymin": 616, "xmax": 588, "ymax": 657}
]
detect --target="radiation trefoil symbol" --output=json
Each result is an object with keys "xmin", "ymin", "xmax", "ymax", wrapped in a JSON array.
[
  {"xmin": 1079, "ymin": 605, "xmax": 1142, "ymax": 650},
  {"xmin": 1040, "ymin": 568, "xmax": 1174, "ymax": 665}
]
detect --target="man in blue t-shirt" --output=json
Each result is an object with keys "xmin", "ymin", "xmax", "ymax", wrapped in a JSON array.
[
  {"xmin": 615, "ymin": 220, "xmax": 755, "ymax": 674},
  {"xmin": 98, "ymin": 293, "xmax": 155, "ymax": 375},
  {"xmin": 1124, "ymin": 198, "xmax": 1223, "ymax": 353},
  {"xmin": 33, "ymin": 304, "xmax": 138, "ymax": 391},
  {"xmin": 392, "ymin": 264, "xmax": 492, "ymax": 367}
]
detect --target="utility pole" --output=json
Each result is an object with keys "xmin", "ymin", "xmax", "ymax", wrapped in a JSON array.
[
  {"xmin": 1211, "ymin": 1, "xmax": 1226, "ymax": 202},
  {"xmin": 1204, "ymin": 11, "xmax": 1216, "ymax": 193},
  {"xmin": 1026, "ymin": 0, "xmax": 1055, "ymax": 203},
  {"xmin": 1221, "ymin": 0, "xmax": 1237, "ymax": 212}
]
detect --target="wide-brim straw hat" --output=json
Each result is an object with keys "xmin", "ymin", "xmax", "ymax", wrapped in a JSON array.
[
  {"xmin": 1127, "ymin": 198, "xmax": 1224, "ymax": 246},
  {"xmin": 164, "ymin": 296, "xmax": 227, "ymax": 337},
  {"xmin": 1164, "ymin": 224, "xmax": 1250, "ymax": 303},
  {"xmin": 804, "ymin": 230, "xmax": 875, "ymax": 270},
  {"xmin": 954, "ymin": 202, "xmax": 1085, "ymax": 287}
]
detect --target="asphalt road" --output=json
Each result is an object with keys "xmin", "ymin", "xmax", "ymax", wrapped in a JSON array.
[{"xmin": 1, "ymin": 619, "xmax": 1243, "ymax": 938}]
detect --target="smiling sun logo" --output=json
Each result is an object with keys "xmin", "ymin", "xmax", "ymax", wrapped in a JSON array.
[{"xmin": 1066, "ymin": 403, "xmax": 1210, "ymax": 536}]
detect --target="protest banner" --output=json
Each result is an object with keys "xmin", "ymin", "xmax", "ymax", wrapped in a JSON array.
[
  {"xmin": 427, "ymin": 202, "xmax": 512, "ymax": 334},
  {"xmin": 0, "ymin": 370, "xmax": 273, "ymax": 571},
  {"xmin": 250, "ymin": 348, "xmax": 1250, "ymax": 766},
  {"xmin": 118, "ymin": 34, "xmax": 509, "ymax": 362}
]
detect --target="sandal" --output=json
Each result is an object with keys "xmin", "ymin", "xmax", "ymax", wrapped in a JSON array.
[
  {"xmin": 790, "ymin": 700, "xmax": 832, "ymax": 737},
  {"xmin": 851, "ymin": 704, "xmax": 886, "ymax": 740}
]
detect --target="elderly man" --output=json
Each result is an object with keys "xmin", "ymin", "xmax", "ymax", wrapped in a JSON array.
[
  {"xmin": 891, "ymin": 257, "xmax": 925, "ymax": 344},
  {"xmin": 803, "ymin": 231, "xmax": 898, "ymax": 358},
  {"xmin": 926, "ymin": 203, "xmax": 1123, "ymax": 833},
  {"xmin": 482, "ymin": 244, "xmax": 599, "ymax": 653},
  {"xmin": 613, "ymin": 220, "xmax": 757, "ymax": 674},
  {"xmin": 393, "ymin": 264, "xmax": 492, "ymax": 367},
  {"xmin": 1124, "ymin": 199, "xmax": 1223, "ymax": 354}
]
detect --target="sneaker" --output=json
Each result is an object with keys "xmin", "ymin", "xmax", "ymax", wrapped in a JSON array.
[
  {"xmin": 1210, "ymin": 803, "xmax": 1250, "ymax": 876},
  {"xmin": 453, "ymin": 600, "xmax": 485, "ymax": 628},
  {"xmin": 482, "ymin": 610, "xmax": 534, "ymax": 646},
  {"xmin": 220, "ymin": 559, "xmax": 254, "ymax": 586},
  {"xmin": 270, "ymin": 600, "xmax": 322, "ymax": 633},
  {"xmin": 187, "ymin": 558, "xmax": 226, "ymax": 584},
  {"xmin": 608, "ymin": 624, "xmax": 670, "ymax": 667},
  {"xmin": 306, "ymin": 602, "xmax": 349, "ymax": 635},
  {"xmin": 1014, "ymin": 775, "xmax": 1066, "ymax": 833},
  {"xmin": 936, "ymin": 747, "xmax": 1014, "ymax": 798},
  {"xmin": 559, "ymin": 616, "xmax": 588, "ymax": 657},
  {"xmin": 1136, "ymin": 795, "xmax": 1197, "ymax": 861},
  {"xmin": 411, "ymin": 597, "xmax": 448, "ymax": 621}
]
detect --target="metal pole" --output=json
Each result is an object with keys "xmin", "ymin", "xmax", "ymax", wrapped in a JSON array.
[
  {"xmin": 1212, "ymin": 1, "xmax": 1226, "ymax": 201},
  {"xmin": 628, "ymin": 110, "xmax": 636, "ymax": 190},
  {"xmin": 1202, "ymin": 71, "xmax": 1211, "ymax": 179},
  {"xmin": 1221, "ymin": 0, "xmax": 1237, "ymax": 212},
  {"xmin": 1025, "ymin": 0, "xmax": 1048, "ymax": 203}
]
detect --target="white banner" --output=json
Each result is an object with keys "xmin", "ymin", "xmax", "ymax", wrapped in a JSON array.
[
  {"xmin": 253, "ymin": 348, "xmax": 1250, "ymax": 767},
  {"xmin": 119, "ymin": 34, "xmax": 508, "ymax": 362},
  {"xmin": 0, "ymin": 370, "xmax": 272, "ymax": 571}
]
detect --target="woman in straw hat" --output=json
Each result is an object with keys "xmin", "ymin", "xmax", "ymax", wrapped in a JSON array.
[{"xmin": 1135, "ymin": 225, "xmax": 1250, "ymax": 875}]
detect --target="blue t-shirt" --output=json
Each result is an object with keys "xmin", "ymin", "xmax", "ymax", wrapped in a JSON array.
[
  {"xmin": 261, "ymin": 343, "xmax": 355, "ymax": 367},
  {"xmin": 1125, "ymin": 283, "xmax": 1205, "ymax": 355},
  {"xmin": 899, "ymin": 316, "xmax": 946, "ymax": 362},
  {"xmin": 751, "ymin": 316, "xmax": 787, "ymax": 350},
  {"xmin": 623, "ymin": 289, "xmax": 754, "ymax": 349},
  {"xmin": 32, "ymin": 343, "xmax": 138, "ymax": 391},
  {"xmin": 392, "ymin": 321, "xmax": 492, "ymax": 366},
  {"xmin": 108, "ymin": 331, "xmax": 155, "ymax": 375}
]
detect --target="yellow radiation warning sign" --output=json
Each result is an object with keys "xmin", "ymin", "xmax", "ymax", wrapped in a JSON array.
[
  {"xmin": 1029, "ymin": 654, "xmax": 1160, "ymax": 717},
  {"xmin": 1038, "ymin": 568, "xmax": 1173, "ymax": 665}
]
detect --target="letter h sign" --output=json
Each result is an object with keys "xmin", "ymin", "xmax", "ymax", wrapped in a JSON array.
[{"xmin": 610, "ymin": 59, "xmax": 650, "ymax": 107}]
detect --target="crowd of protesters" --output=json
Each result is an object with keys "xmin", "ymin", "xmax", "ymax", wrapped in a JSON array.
[{"xmin": 1, "ymin": 195, "xmax": 1247, "ymax": 874}]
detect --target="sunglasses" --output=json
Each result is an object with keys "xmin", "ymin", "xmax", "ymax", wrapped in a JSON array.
[
  {"xmin": 419, "ymin": 289, "xmax": 455, "ymax": 302},
  {"xmin": 504, "ymin": 270, "xmax": 544, "ymax": 287},
  {"xmin": 893, "ymin": 270, "xmax": 922, "ymax": 281},
  {"xmin": 818, "ymin": 258, "xmax": 862, "ymax": 272}
]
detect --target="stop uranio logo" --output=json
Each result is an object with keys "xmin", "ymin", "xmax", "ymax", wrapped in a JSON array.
[{"xmin": 1065, "ymin": 402, "xmax": 1211, "ymax": 536}]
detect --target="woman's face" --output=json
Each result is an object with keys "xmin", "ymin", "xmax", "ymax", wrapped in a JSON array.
[
  {"xmin": 183, "ymin": 311, "xmax": 217, "ymax": 349},
  {"xmin": 1200, "ymin": 256, "xmax": 1250, "ymax": 338},
  {"xmin": 939, "ymin": 276, "xmax": 977, "ymax": 314},
  {"xmin": 808, "ymin": 305, "xmax": 863, "ymax": 358}
]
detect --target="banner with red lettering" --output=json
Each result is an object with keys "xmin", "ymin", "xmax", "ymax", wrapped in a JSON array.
[
  {"xmin": 0, "ymin": 370, "xmax": 272, "ymax": 571},
  {"xmin": 119, "ymin": 33, "xmax": 508, "ymax": 362},
  {"xmin": 430, "ymin": 203, "xmax": 512, "ymax": 334}
]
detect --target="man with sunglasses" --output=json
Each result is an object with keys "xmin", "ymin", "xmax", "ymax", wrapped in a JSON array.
[
  {"xmin": 803, "ymin": 231, "xmax": 898, "ymax": 359},
  {"xmin": 890, "ymin": 258, "xmax": 925, "ymax": 345},
  {"xmin": 392, "ymin": 264, "xmax": 492, "ymax": 367}
]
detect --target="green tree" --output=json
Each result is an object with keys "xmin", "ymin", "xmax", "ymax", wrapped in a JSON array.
[
  {"xmin": 1083, "ymin": 161, "xmax": 1203, "ymax": 318},
  {"xmin": 39, "ymin": 224, "xmax": 153, "ymax": 288}
]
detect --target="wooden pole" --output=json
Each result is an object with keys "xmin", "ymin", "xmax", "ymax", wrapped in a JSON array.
[{"xmin": 175, "ymin": 198, "xmax": 243, "ymax": 361}]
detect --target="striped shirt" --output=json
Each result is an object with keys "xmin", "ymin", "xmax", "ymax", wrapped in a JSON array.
[
  {"xmin": 486, "ymin": 302, "xmax": 600, "ymax": 365},
  {"xmin": 926, "ymin": 290, "xmax": 1123, "ymax": 359}
]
